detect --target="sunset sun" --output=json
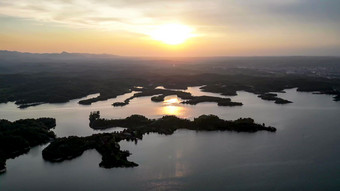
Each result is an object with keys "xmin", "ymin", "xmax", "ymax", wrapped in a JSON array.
[{"xmin": 150, "ymin": 24, "xmax": 194, "ymax": 45}]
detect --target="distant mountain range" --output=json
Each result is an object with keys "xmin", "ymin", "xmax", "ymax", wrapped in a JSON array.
[
  {"xmin": 0, "ymin": 50, "xmax": 125, "ymax": 63},
  {"xmin": 1, "ymin": 50, "xmax": 340, "ymax": 78}
]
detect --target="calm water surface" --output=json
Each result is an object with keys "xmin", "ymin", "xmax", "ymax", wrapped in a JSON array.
[{"xmin": 0, "ymin": 87, "xmax": 340, "ymax": 190}]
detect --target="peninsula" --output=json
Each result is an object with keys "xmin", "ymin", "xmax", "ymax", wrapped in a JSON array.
[{"xmin": 42, "ymin": 111, "xmax": 275, "ymax": 169}]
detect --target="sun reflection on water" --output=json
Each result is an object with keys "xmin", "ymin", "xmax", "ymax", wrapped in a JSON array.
[
  {"xmin": 162, "ymin": 105, "xmax": 182, "ymax": 115},
  {"xmin": 164, "ymin": 97, "xmax": 180, "ymax": 105},
  {"xmin": 159, "ymin": 96, "xmax": 187, "ymax": 117}
]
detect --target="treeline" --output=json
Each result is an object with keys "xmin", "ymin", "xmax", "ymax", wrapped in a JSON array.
[
  {"xmin": 0, "ymin": 118, "xmax": 56, "ymax": 173},
  {"xmin": 89, "ymin": 111, "xmax": 276, "ymax": 133},
  {"xmin": 112, "ymin": 88, "xmax": 243, "ymax": 107},
  {"xmin": 41, "ymin": 112, "xmax": 276, "ymax": 169},
  {"xmin": 1, "ymin": 56, "xmax": 340, "ymax": 108},
  {"xmin": 42, "ymin": 133, "xmax": 138, "ymax": 168}
]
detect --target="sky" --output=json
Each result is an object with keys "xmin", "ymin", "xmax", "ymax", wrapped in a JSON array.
[{"xmin": 0, "ymin": 0, "xmax": 340, "ymax": 57}]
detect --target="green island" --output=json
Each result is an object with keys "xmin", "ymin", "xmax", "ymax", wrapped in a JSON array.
[
  {"xmin": 89, "ymin": 111, "xmax": 276, "ymax": 133},
  {"xmin": 112, "ymin": 96, "xmax": 135, "ymax": 107},
  {"xmin": 42, "ymin": 133, "xmax": 138, "ymax": 168},
  {"xmin": 0, "ymin": 118, "xmax": 56, "ymax": 174},
  {"xmin": 18, "ymin": 103, "xmax": 44, "ymax": 109},
  {"xmin": 181, "ymin": 96, "xmax": 243, "ymax": 106},
  {"xmin": 112, "ymin": 88, "xmax": 243, "ymax": 107},
  {"xmin": 258, "ymin": 93, "xmax": 292, "ymax": 104},
  {"xmin": 41, "ymin": 111, "xmax": 276, "ymax": 169}
]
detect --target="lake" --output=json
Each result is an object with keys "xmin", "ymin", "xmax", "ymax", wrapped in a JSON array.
[{"xmin": 0, "ymin": 87, "xmax": 340, "ymax": 190}]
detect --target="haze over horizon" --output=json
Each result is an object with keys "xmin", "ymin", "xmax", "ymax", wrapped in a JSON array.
[
  {"xmin": 2, "ymin": 49, "xmax": 340, "ymax": 59},
  {"xmin": 1, "ymin": 0, "xmax": 340, "ymax": 57}
]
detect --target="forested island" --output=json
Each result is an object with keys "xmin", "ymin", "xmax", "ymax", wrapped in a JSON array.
[
  {"xmin": 112, "ymin": 88, "xmax": 243, "ymax": 107},
  {"xmin": 42, "ymin": 133, "xmax": 138, "ymax": 168},
  {"xmin": 0, "ymin": 118, "xmax": 56, "ymax": 174},
  {"xmin": 89, "ymin": 111, "xmax": 276, "ymax": 133},
  {"xmin": 258, "ymin": 93, "xmax": 292, "ymax": 104},
  {"xmin": 41, "ymin": 111, "xmax": 275, "ymax": 168}
]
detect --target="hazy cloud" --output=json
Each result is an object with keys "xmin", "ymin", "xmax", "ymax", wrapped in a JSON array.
[
  {"xmin": 1, "ymin": 0, "xmax": 339, "ymax": 33},
  {"xmin": 0, "ymin": 0, "xmax": 339, "ymax": 55}
]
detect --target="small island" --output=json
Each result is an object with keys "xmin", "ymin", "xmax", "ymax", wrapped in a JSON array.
[
  {"xmin": 0, "ymin": 118, "xmax": 56, "ymax": 174},
  {"xmin": 18, "ymin": 102, "xmax": 44, "ymax": 109},
  {"xmin": 112, "ymin": 96, "xmax": 134, "ymax": 107},
  {"xmin": 181, "ymin": 96, "xmax": 243, "ymax": 106},
  {"xmin": 42, "ymin": 111, "xmax": 276, "ymax": 169},
  {"xmin": 258, "ymin": 93, "xmax": 292, "ymax": 104}
]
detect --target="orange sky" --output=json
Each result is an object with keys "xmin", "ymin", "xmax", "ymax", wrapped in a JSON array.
[{"xmin": 0, "ymin": 0, "xmax": 340, "ymax": 56}]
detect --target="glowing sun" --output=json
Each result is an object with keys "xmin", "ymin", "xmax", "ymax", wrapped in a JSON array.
[{"xmin": 150, "ymin": 24, "xmax": 194, "ymax": 45}]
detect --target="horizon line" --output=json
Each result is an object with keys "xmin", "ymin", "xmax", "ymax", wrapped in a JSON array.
[{"xmin": 1, "ymin": 50, "xmax": 340, "ymax": 59}]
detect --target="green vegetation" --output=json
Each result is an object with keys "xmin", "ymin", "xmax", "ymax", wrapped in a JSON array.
[
  {"xmin": 258, "ymin": 93, "xmax": 292, "ymax": 104},
  {"xmin": 90, "ymin": 112, "xmax": 151, "ymax": 130},
  {"xmin": 42, "ymin": 134, "xmax": 138, "ymax": 168},
  {"xmin": 18, "ymin": 103, "xmax": 43, "ymax": 109},
  {"xmin": 1, "ymin": 52, "xmax": 340, "ymax": 109},
  {"xmin": 112, "ymin": 96, "xmax": 134, "ymax": 107},
  {"xmin": 0, "ymin": 118, "xmax": 56, "ymax": 174},
  {"xmin": 89, "ymin": 111, "xmax": 276, "ymax": 133},
  {"xmin": 150, "ymin": 95, "xmax": 166, "ymax": 102},
  {"xmin": 181, "ymin": 96, "xmax": 243, "ymax": 106},
  {"xmin": 113, "ymin": 88, "xmax": 192, "ymax": 107},
  {"xmin": 200, "ymin": 76, "xmax": 340, "ymax": 103},
  {"xmin": 113, "ymin": 88, "xmax": 242, "ymax": 107},
  {"xmin": 42, "ymin": 111, "xmax": 276, "ymax": 169}
]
